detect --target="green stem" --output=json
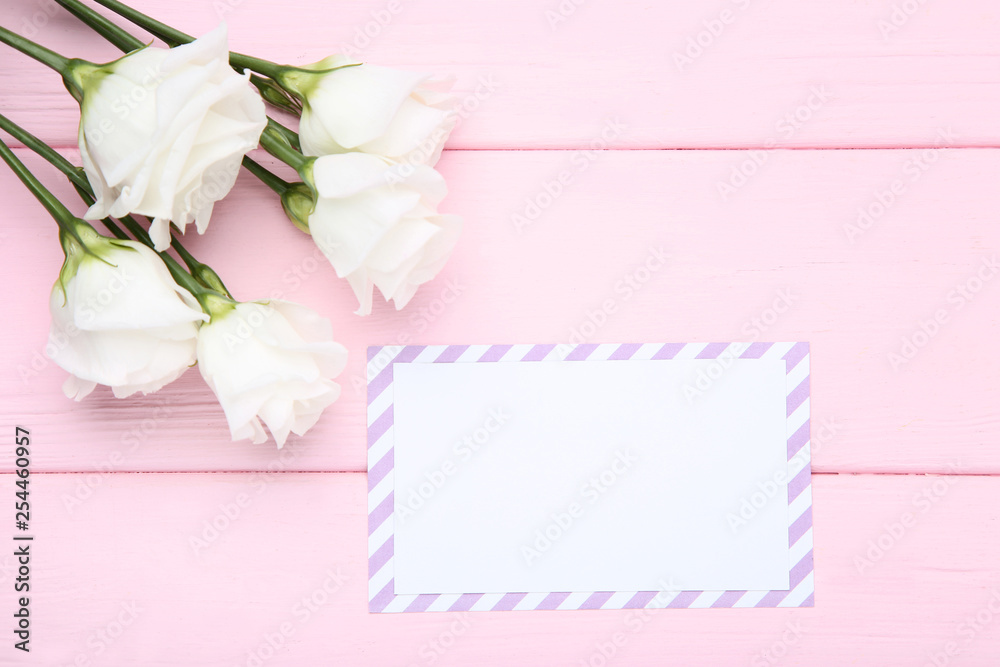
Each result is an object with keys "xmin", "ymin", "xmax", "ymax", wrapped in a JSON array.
[
  {"xmin": 111, "ymin": 211, "xmax": 223, "ymax": 303},
  {"xmin": 168, "ymin": 238, "xmax": 232, "ymax": 298},
  {"xmin": 90, "ymin": 0, "xmax": 287, "ymax": 79},
  {"xmin": 267, "ymin": 118, "xmax": 301, "ymax": 151},
  {"xmin": 260, "ymin": 121, "xmax": 310, "ymax": 172},
  {"xmin": 90, "ymin": 0, "xmax": 302, "ymax": 118},
  {"xmin": 242, "ymin": 156, "xmax": 289, "ymax": 195},
  {"xmin": 54, "ymin": 0, "xmax": 145, "ymax": 53},
  {"xmin": 0, "ymin": 24, "xmax": 71, "ymax": 74},
  {"xmin": 0, "ymin": 25, "xmax": 97, "ymax": 100},
  {"xmin": 228, "ymin": 52, "xmax": 286, "ymax": 81},
  {"xmin": 113, "ymin": 212, "xmax": 152, "ymax": 247},
  {"xmin": 0, "ymin": 136, "xmax": 79, "ymax": 232},
  {"xmin": 99, "ymin": 215, "xmax": 130, "ymax": 241},
  {"xmin": 108, "ymin": 208, "xmax": 228, "ymax": 302},
  {"xmin": 112, "ymin": 213, "xmax": 228, "ymax": 299},
  {"xmin": 91, "ymin": 0, "xmax": 190, "ymax": 47},
  {"xmin": 167, "ymin": 239, "xmax": 201, "ymax": 273},
  {"xmin": 0, "ymin": 112, "xmax": 89, "ymax": 191},
  {"xmin": 65, "ymin": 0, "xmax": 298, "ymax": 114},
  {"xmin": 0, "ymin": 111, "xmax": 231, "ymax": 299},
  {"xmin": 61, "ymin": 0, "xmax": 304, "ymax": 169},
  {"xmin": 249, "ymin": 73, "xmax": 302, "ymax": 116},
  {"xmin": 165, "ymin": 254, "xmax": 224, "ymax": 313}
]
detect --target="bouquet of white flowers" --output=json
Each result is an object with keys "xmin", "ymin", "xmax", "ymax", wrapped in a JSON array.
[{"xmin": 0, "ymin": 0, "xmax": 462, "ymax": 447}]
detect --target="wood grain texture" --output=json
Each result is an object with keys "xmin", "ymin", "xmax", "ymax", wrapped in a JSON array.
[
  {"xmin": 1, "ymin": 0, "xmax": 999, "ymax": 149},
  {"xmin": 2, "ymin": 147, "xmax": 997, "ymax": 474},
  {"xmin": 5, "ymin": 471, "xmax": 998, "ymax": 666},
  {"xmin": 1, "ymin": 1, "xmax": 998, "ymax": 663}
]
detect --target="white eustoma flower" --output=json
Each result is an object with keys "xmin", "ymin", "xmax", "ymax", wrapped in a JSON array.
[
  {"xmin": 196, "ymin": 300, "xmax": 348, "ymax": 447},
  {"xmin": 304, "ymin": 152, "xmax": 462, "ymax": 315},
  {"xmin": 287, "ymin": 55, "xmax": 456, "ymax": 166},
  {"xmin": 49, "ymin": 235, "xmax": 208, "ymax": 401},
  {"xmin": 77, "ymin": 24, "xmax": 266, "ymax": 251}
]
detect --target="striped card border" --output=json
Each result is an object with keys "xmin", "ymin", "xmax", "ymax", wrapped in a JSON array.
[{"xmin": 367, "ymin": 342, "xmax": 814, "ymax": 612}]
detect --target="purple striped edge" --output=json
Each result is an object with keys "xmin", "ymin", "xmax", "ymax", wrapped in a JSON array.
[
  {"xmin": 782, "ymin": 340, "xmax": 814, "ymax": 608},
  {"xmin": 608, "ymin": 343, "xmax": 643, "ymax": 360},
  {"xmin": 367, "ymin": 345, "xmax": 425, "ymax": 405},
  {"xmin": 434, "ymin": 345, "xmax": 470, "ymax": 363},
  {"xmin": 492, "ymin": 593, "xmax": 528, "ymax": 611},
  {"xmin": 783, "ymin": 341, "xmax": 809, "ymax": 373},
  {"xmin": 368, "ymin": 492, "xmax": 393, "ymax": 535},
  {"xmin": 695, "ymin": 342, "xmax": 731, "ymax": 359},
  {"xmin": 447, "ymin": 594, "xmax": 485, "ymax": 612},
  {"xmin": 739, "ymin": 342, "xmax": 773, "ymax": 359},
  {"xmin": 536, "ymin": 592, "xmax": 573, "ymax": 610},
  {"xmin": 478, "ymin": 344, "xmax": 513, "ymax": 362},
  {"xmin": 580, "ymin": 592, "xmax": 615, "ymax": 610},
  {"xmin": 522, "ymin": 344, "xmax": 556, "ymax": 361},
  {"xmin": 367, "ymin": 343, "xmax": 814, "ymax": 612},
  {"xmin": 652, "ymin": 342, "xmax": 686, "ymax": 360},
  {"xmin": 404, "ymin": 594, "xmax": 440, "ymax": 613},
  {"xmin": 711, "ymin": 590, "xmax": 747, "ymax": 608},
  {"xmin": 565, "ymin": 343, "xmax": 600, "ymax": 361}
]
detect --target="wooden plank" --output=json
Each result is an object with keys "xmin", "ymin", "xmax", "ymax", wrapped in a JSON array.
[
  {"xmin": 0, "ymin": 0, "xmax": 998, "ymax": 149},
  {"xmin": 6, "ymin": 471, "xmax": 998, "ymax": 665},
  {"xmin": 1, "ymin": 2, "xmax": 995, "ymax": 664},
  {"xmin": 2, "ymin": 147, "xmax": 998, "ymax": 474}
]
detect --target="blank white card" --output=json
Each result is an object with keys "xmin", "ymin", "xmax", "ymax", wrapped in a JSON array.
[{"xmin": 367, "ymin": 343, "xmax": 813, "ymax": 612}]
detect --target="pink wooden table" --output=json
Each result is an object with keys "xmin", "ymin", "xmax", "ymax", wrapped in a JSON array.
[{"xmin": 1, "ymin": 0, "xmax": 999, "ymax": 664}]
